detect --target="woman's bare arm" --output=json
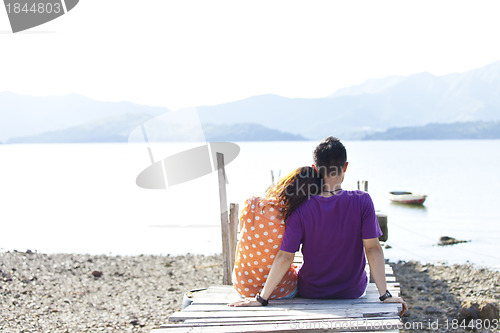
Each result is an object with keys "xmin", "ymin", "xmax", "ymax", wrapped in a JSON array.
[{"xmin": 228, "ymin": 250, "xmax": 295, "ymax": 307}]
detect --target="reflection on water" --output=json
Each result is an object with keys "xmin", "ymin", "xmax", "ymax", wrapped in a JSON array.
[{"xmin": 389, "ymin": 201, "xmax": 428, "ymax": 210}]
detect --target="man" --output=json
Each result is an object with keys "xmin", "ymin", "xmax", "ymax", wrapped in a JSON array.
[{"xmin": 229, "ymin": 137, "xmax": 407, "ymax": 315}]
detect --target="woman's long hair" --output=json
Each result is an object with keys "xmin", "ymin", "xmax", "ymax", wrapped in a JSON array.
[{"xmin": 265, "ymin": 166, "xmax": 323, "ymax": 221}]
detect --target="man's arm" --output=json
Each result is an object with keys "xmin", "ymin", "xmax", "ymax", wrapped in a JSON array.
[
  {"xmin": 363, "ymin": 237, "xmax": 387, "ymax": 295},
  {"xmin": 363, "ymin": 237, "xmax": 408, "ymax": 316},
  {"xmin": 228, "ymin": 250, "xmax": 295, "ymax": 307}
]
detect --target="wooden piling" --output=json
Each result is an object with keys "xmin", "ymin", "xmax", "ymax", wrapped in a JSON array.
[
  {"xmin": 377, "ymin": 213, "xmax": 388, "ymax": 242},
  {"xmin": 229, "ymin": 203, "xmax": 239, "ymax": 273},
  {"xmin": 357, "ymin": 180, "xmax": 368, "ymax": 192},
  {"xmin": 216, "ymin": 153, "xmax": 231, "ymax": 285}
]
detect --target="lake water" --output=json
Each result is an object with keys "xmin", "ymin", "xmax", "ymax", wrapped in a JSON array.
[{"xmin": 0, "ymin": 141, "xmax": 499, "ymax": 270}]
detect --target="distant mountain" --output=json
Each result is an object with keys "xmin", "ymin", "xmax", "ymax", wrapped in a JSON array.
[
  {"xmin": 202, "ymin": 123, "xmax": 306, "ymax": 141},
  {"xmin": 1, "ymin": 92, "xmax": 305, "ymax": 143},
  {"xmin": 8, "ymin": 113, "xmax": 154, "ymax": 143},
  {"xmin": 3, "ymin": 59, "xmax": 500, "ymax": 142},
  {"xmin": 8, "ymin": 115, "xmax": 306, "ymax": 143},
  {"xmin": 363, "ymin": 121, "xmax": 500, "ymax": 140},
  {"xmin": 0, "ymin": 92, "xmax": 168, "ymax": 142},
  {"xmin": 197, "ymin": 94, "xmax": 387, "ymax": 140},
  {"xmin": 197, "ymin": 61, "xmax": 500, "ymax": 139}
]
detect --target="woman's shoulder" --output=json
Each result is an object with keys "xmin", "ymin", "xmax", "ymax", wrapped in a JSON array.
[{"xmin": 245, "ymin": 196, "xmax": 282, "ymax": 207}]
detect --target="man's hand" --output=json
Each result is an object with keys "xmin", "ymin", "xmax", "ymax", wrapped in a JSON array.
[
  {"xmin": 383, "ymin": 296, "xmax": 408, "ymax": 317},
  {"xmin": 227, "ymin": 298, "xmax": 262, "ymax": 307}
]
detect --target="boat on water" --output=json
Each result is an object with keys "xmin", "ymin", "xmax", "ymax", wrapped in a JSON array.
[{"xmin": 389, "ymin": 191, "xmax": 427, "ymax": 205}]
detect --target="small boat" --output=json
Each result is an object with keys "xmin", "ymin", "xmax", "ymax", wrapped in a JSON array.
[{"xmin": 389, "ymin": 191, "xmax": 427, "ymax": 205}]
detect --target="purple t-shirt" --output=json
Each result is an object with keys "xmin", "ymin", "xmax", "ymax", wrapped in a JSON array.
[{"xmin": 280, "ymin": 190, "xmax": 382, "ymax": 299}]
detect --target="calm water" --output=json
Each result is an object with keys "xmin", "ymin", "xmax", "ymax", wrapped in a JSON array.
[{"xmin": 0, "ymin": 141, "xmax": 499, "ymax": 270}]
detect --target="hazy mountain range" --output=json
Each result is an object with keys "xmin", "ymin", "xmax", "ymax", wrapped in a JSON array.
[
  {"xmin": 364, "ymin": 121, "xmax": 500, "ymax": 140},
  {"xmin": 0, "ymin": 92, "xmax": 167, "ymax": 143},
  {"xmin": 196, "ymin": 60, "xmax": 500, "ymax": 139},
  {"xmin": 2, "ymin": 60, "xmax": 500, "ymax": 143}
]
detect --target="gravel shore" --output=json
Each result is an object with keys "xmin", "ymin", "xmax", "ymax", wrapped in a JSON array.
[
  {"xmin": 1, "ymin": 251, "xmax": 499, "ymax": 332},
  {"xmin": 1, "ymin": 251, "xmax": 223, "ymax": 332},
  {"xmin": 393, "ymin": 260, "xmax": 499, "ymax": 333}
]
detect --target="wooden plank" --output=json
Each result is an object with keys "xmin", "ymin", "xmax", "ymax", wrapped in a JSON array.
[
  {"xmin": 217, "ymin": 152, "xmax": 231, "ymax": 285},
  {"xmin": 158, "ymin": 317, "xmax": 402, "ymax": 332},
  {"xmin": 152, "ymin": 326, "xmax": 399, "ymax": 333},
  {"xmin": 178, "ymin": 316, "xmax": 401, "ymax": 326},
  {"xmin": 183, "ymin": 302, "xmax": 402, "ymax": 313},
  {"xmin": 191, "ymin": 295, "xmax": 398, "ymax": 306},
  {"xmin": 164, "ymin": 317, "xmax": 401, "ymax": 328},
  {"xmin": 188, "ymin": 285, "xmax": 400, "ymax": 299},
  {"xmin": 156, "ymin": 326, "xmax": 400, "ymax": 333},
  {"xmin": 156, "ymin": 328, "xmax": 400, "ymax": 333},
  {"xmin": 188, "ymin": 287, "xmax": 401, "ymax": 305},
  {"xmin": 168, "ymin": 305, "xmax": 401, "ymax": 322}
]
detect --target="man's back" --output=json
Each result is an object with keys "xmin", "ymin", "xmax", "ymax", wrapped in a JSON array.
[{"xmin": 279, "ymin": 190, "xmax": 382, "ymax": 299}]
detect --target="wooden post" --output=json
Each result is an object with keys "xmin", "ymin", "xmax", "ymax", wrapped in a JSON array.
[
  {"xmin": 377, "ymin": 213, "xmax": 388, "ymax": 242},
  {"xmin": 357, "ymin": 180, "xmax": 368, "ymax": 192},
  {"xmin": 229, "ymin": 203, "xmax": 239, "ymax": 272},
  {"xmin": 216, "ymin": 153, "xmax": 231, "ymax": 285}
]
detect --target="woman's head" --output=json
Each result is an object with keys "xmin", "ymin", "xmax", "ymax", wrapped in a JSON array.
[{"xmin": 265, "ymin": 166, "xmax": 323, "ymax": 221}]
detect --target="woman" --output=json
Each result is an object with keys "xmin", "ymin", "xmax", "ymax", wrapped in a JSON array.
[{"xmin": 232, "ymin": 166, "xmax": 322, "ymax": 299}]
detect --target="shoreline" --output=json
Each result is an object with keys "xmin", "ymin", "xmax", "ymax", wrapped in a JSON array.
[{"xmin": 1, "ymin": 251, "xmax": 499, "ymax": 332}]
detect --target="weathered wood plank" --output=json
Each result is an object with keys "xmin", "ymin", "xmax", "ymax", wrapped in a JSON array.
[
  {"xmin": 190, "ymin": 295, "xmax": 398, "ymax": 305},
  {"xmin": 155, "ymin": 327, "xmax": 400, "ymax": 333},
  {"xmin": 178, "ymin": 316, "xmax": 401, "ymax": 326},
  {"xmin": 168, "ymin": 305, "xmax": 401, "ymax": 322},
  {"xmin": 157, "ymin": 317, "xmax": 402, "ymax": 332},
  {"xmin": 163, "ymin": 317, "xmax": 401, "ymax": 328},
  {"xmin": 153, "ymin": 322, "xmax": 399, "ymax": 333},
  {"xmin": 182, "ymin": 302, "xmax": 402, "ymax": 313},
  {"xmin": 188, "ymin": 291, "xmax": 401, "ymax": 305}
]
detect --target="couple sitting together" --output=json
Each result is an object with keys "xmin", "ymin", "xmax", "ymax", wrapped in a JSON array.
[{"xmin": 229, "ymin": 137, "xmax": 407, "ymax": 315}]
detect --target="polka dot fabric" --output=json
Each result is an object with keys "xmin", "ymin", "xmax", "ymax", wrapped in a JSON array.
[{"xmin": 233, "ymin": 197, "xmax": 298, "ymax": 299}]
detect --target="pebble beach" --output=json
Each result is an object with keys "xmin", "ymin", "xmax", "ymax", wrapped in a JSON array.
[{"xmin": 1, "ymin": 251, "xmax": 499, "ymax": 332}]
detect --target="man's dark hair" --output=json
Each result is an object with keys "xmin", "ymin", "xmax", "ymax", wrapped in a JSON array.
[{"xmin": 313, "ymin": 137, "xmax": 347, "ymax": 177}]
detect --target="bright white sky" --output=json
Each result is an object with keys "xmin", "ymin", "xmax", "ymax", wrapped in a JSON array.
[{"xmin": 1, "ymin": 0, "xmax": 500, "ymax": 110}]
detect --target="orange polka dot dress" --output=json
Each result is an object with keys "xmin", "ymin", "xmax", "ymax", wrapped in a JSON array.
[{"xmin": 233, "ymin": 196, "xmax": 298, "ymax": 299}]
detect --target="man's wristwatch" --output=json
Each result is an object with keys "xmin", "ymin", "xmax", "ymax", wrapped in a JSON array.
[
  {"xmin": 256, "ymin": 293, "xmax": 269, "ymax": 306},
  {"xmin": 379, "ymin": 290, "xmax": 392, "ymax": 301}
]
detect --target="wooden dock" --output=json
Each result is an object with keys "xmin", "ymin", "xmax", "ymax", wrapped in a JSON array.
[
  {"xmin": 152, "ymin": 168, "xmax": 401, "ymax": 332},
  {"xmin": 152, "ymin": 256, "xmax": 402, "ymax": 332}
]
